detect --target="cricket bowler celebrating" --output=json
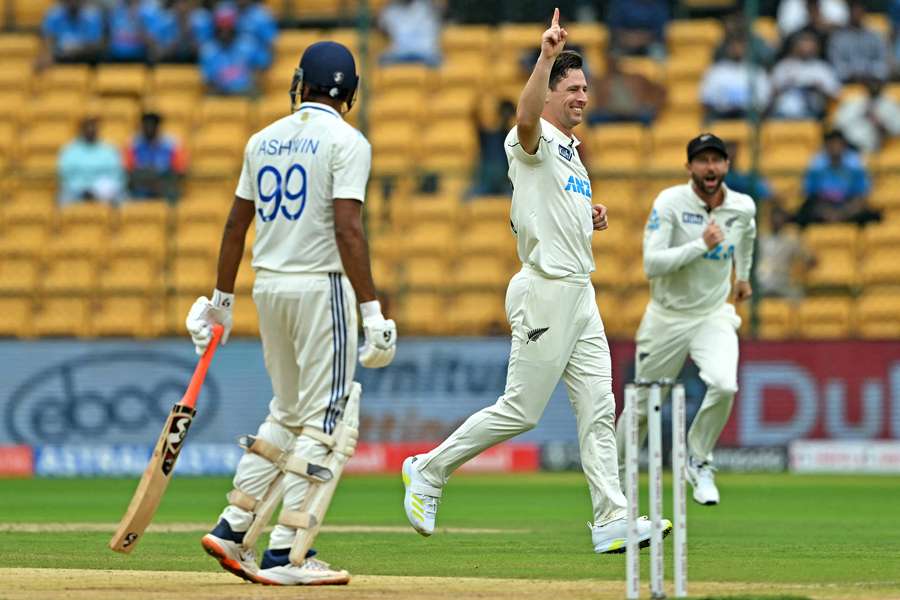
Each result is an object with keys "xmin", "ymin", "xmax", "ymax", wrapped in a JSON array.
[
  {"xmin": 615, "ymin": 133, "xmax": 757, "ymax": 506},
  {"xmin": 401, "ymin": 8, "xmax": 669, "ymax": 554},
  {"xmin": 184, "ymin": 41, "xmax": 396, "ymax": 585}
]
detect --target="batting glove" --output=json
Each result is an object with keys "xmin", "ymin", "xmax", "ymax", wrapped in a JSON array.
[
  {"xmin": 185, "ymin": 289, "xmax": 234, "ymax": 355},
  {"xmin": 359, "ymin": 300, "xmax": 396, "ymax": 369}
]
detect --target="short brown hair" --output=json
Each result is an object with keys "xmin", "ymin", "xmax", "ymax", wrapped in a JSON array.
[{"xmin": 549, "ymin": 51, "xmax": 584, "ymax": 90}]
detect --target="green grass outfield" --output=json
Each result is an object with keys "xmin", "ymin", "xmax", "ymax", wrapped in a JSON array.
[{"xmin": 1, "ymin": 472, "xmax": 899, "ymax": 596}]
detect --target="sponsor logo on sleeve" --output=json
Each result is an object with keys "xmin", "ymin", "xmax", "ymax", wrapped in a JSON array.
[
  {"xmin": 558, "ymin": 144, "xmax": 573, "ymax": 161},
  {"xmin": 682, "ymin": 212, "xmax": 704, "ymax": 225}
]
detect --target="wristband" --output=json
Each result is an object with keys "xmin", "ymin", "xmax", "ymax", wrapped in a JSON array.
[
  {"xmin": 360, "ymin": 300, "xmax": 382, "ymax": 320},
  {"xmin": 212, "ymin": 289, "xmax": 235, "ymax": 309}
]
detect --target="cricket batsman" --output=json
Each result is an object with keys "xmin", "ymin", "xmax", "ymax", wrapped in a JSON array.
[
  {"xmin": 615, "ymin": 133, "xmax": 757, "ymax": 506},
  {"xmin": 401, "ymin": 8, "xmax": 670, "ymax": 554},
  {"xmin": 184, "ymin": 41, "xmax": 396, "ymax": 585}
]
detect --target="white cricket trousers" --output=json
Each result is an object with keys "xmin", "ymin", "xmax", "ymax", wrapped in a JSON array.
[
  {"xmin": 416, "ymin": 265, "xmax": 628, "ymax": 525},
  {"xmin": 615, "ymin": 301, "xmax": 740, "ymax": 472},
  {"xmin": 220, "ymin": 270, "xmax": 357, "ymax": 548}
]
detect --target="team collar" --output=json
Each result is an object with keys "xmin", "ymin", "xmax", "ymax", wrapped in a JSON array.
[
  {"xmin": 540, "ymin": 118, "xmax": 581, "ymax": 147},
  {"xmin": 298, "ymin": 102, "xmax": 341, "ymax": 119}
]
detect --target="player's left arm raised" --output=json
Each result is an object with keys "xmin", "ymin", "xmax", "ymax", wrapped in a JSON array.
[{"xmin": 733, "ymin": 205, "xmax": 757, "ymax": 303}]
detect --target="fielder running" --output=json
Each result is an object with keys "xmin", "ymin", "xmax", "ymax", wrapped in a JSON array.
[
  {"xmin": 401, "ymin": 9, "xmax": 669, "ymax": 553},
  {"xmin": 615, "ymin": 133, "xmax": 756, "ymax": 506},
  {"xmin": 185, "ymin": 41, "xmax": 396, "ymax": 585}
]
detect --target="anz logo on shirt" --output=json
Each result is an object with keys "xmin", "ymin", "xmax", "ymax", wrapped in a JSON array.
[
  {"xmin": 703, "ymin": 244, "xmax": 735, "ymax": 261},
  {"xmin": 563, "ymin": 176, "xmax": 592, "ymax": 199}
]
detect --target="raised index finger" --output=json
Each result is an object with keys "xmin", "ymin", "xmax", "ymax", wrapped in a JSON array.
[{"xmin": 551, "ymin": 7, "xmax": 559, "ymax": 27}]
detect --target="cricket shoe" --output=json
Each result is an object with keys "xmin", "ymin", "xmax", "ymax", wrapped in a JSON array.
[
  {"xmin": 254, "ymin": 556, "xmax": 350, "ymax": 586},
  {"xmin": 685, "ymin": 456, "xmax": 720, "ymax": 505},
  {"xmin": 590, "ymin": 516, "xmax": 672, "ymax": 554},
  {"xmin": 200, "ymin": 519, "xmax": 261, "ymax": 583},
  {"xmin": 402, "ymin": 455, "xmax": 442, "ymax": 536}
]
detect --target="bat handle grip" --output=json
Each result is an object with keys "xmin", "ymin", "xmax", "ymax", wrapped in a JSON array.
[{"xmin": 180, "ymin": 324, "xmax": 225, "ymax": 409}]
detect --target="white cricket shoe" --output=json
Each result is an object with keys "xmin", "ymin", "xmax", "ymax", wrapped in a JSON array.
[
  {"xmin": 402, "ymin": 456, "xmax": 442, "ymax": 536},
  {"xmin": 255, "ymin": 557, "xmax": 350, "ymax": 586},
  {"xmin": 685, "ymin": 456, "xmax": 720, "ymax": 505},
  {"xmin": 590, "ymin": 516, "xmax": 672, "ymax": 554},
  {"xmin": 200, "ymin": 521, "xmax": 260, "ymax": 583}
]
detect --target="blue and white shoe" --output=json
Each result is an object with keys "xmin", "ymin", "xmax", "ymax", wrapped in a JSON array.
[
  {"xmin": 685, "ymin": 456, "xmax": 720, "ymax": 505},
  {"xmin": 200, "ymin": 519, "xmax": 260, "ymax": 582}
]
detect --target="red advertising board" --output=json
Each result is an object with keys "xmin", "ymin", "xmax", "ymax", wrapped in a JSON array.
[
  {"xmin": 0, "ymin": 445, "xmax": 34, "ymax": 477},
  {"xmin": 610, "ymin": 340, "xmax": 900, "ymax": 446},
  {"xmin": 346, "ymin": 442, "xmax": 539, "ymax": 474}
]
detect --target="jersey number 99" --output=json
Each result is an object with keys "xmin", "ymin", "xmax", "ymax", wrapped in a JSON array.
[{"xmin": 257, "ymin": 163, "xmax": 307, "ymax": 222}]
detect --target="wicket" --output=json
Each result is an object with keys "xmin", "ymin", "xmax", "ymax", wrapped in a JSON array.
[{"xmin": 624, "ymin": 379, "xmax": 687, "ymax": 599}]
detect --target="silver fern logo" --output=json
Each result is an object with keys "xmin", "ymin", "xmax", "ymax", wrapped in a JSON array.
[{"xmin": 526, "ymin": 327, "xmax": 549, "ymax": 344}]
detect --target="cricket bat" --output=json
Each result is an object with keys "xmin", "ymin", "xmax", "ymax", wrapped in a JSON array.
[{"xmin": 109, "ymin": 324, "xmax": 224, "ymax": 554}]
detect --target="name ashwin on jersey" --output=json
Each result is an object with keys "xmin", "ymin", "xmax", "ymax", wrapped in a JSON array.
[{"xmin": 256, "ymin": 137, "xmax": 320, "ymax": 156}]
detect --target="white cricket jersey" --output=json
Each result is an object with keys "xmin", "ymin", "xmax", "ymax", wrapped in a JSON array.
[
  {"xmin": 505, "ymin": 118, "xmax": 594, "ymax": 278},
  {"xmin": 235, "ymin": 102, "xmax": 371, "ymax": 275},
  {"xmin": 643, "ymin": 182, "xmax": 757, "ymax": 315}
]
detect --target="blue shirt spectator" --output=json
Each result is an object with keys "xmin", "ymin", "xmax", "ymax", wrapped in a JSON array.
[
  {"xmin": 58, "ymin": 117, "xmax": 126, "ymax": 206},
  {"xmin": 148, "ymin": 0, "xmax": 213, "ymax": 63},
  {"xmin": 231, "ymin": 0, "xmax": 276, "ymax": 66},
  {"xmin": 607, "ymin": 0, "xmax": 669, "ymax": 59},
  {"xmin": 200, "ymin": 6, "xmax": 268, "ymax": 95},
  {"xmin": 124, "ymin": 112, "xmax": 188, "ymax": 201},
  {"xmin": 106, "ymin": 0, "xmax": 162, "ymax": 62},
  {"xmin": 41, "ymin": 0, "xmax": 104, "ymax": 64},
  {"xmin": 890, "ymin": 0, "xmax": 900, "ymax": 77},
  {"xmin": 378, "ymin": 0, "xmax": 442, "ymax": 66},
  {"xmin": 795, "ymin": 130, "xmax": 880, "ymax": 226}
]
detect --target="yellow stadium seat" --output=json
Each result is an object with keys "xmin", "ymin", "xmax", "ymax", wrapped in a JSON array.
[
  {"xmin": 453, "ymin": 255, "xmax": 511, "ymax": 291},
  {"xmin": 20, "ymin": 121, "xmax": 77, "ymax": 160},
  {"xmin": 441, "ymin": 25, "xmax": 492, "ymax": 55},
  {"xmin": 0, "ymin": 223, "xmax": 50, "ymax": 258},
  {"xmin": 191, "ymin": 155, "xmax": 240, "ymax": 178},
  {"xmin": 192, "ymin": 123, "xmax": 248, "ymax": 159},
  {"xmin": 462, "ymin": 196, "xmax": 511, "ymax": 224},
  {"xmin": 98, "ymin": 256, "xmax": 164, "ymax": 295},
  {"xmin": 58, "ymin": 202, "xmax": 113, "ymax": 229},
  {"xmin": 428, "ymin": 88, "xmax": 477, "ymax": 121},
  {"xmin": 649, "ymin": 147, "xmax": 687, "ymax": 174},
  {"xmin": 565, "ymin": 22, "xmax": 608, "ymax": 54},
  {"xmin": 457, "ymin": 221, "xmax": 516, "ymax": 259},
  {"xmin": 2, "ymin": 202, "xmax": 54, "ymax": 228},
  {"xmin": 591, "ymin": 146, "xmax": 642, "ymax": 172},
  {"xmin": 11, "ymin": 0, "xmax": 53, "ymax": 28},
  {"xmin": 710, "ymin": 120, "xmax": 752, "ymax": 149},
  {"xmin": 369, "ymin": 230, "xmax": 404, "ymax": 261},
  {"xmin": 861, "ymin": 249, "xmax": 900, "ymax": 288},
  {"xmin": 174, "ymin": 222, "xmax": 223, "ymax": 258},
  {"xmin": 861, "ymin": 221, "xmax": 900, "ymax": 255},
  {"xmin": 25, "ymin": 91, "xmax": 88, "ymax": 125},
  {"xmin": 151, "ymin": 92, "xmax": 196, "ymax": 128},
  {"xmin": 802, "ymin": 223, "xmax": 859, "ymax": 255},
  {"xmin": 41, "ymin": 257, "xmax": 97, "ymax": 294},
  {"xmin": 619, "ymin": 289, "xmax": 650, "ymax": 339},
  {"xmin": 497, "ymin": 23, "xmax": 544, "ymax": 57},
  {"xmin": 652, "ymin": 118, "xmax": 702, "ymax": 152},
  {"xmin": 666, "ymin": 54, "xmax": 708, "ymax": 84},
  {"xmin": 404, "ymin": 256, "xmax": 447, "ymax": 291},
  {"xmin": 198, "ymin": 97, "xmax": 252, "ymax": 127},
  {"xmin": 369, "ymin": 89, "xmax": 426, "ymax": 123},
  {"xmin": 0, "ymin": 32, "xmax": 39, "ymax": 59},
  {"xmin": 797, "ymin": 297, "xmax": 854, "ymax": 339},
  {"xmin": 36, "ymin": 65, "xmax": 93, "ymax": 95},
  {"xmin": 856, "ymin": 293, "xmax": 900, "ymax": 339},
  {"xmin": 292, "ymin": 0, "xmax": 343, "ymax": 21},
  {"xmin": 99, "ymin": 96, "xmax": 141, "ymax": 125},
  {"xmin": 592, "ymin": 124, "xmax": 647, "ymax": 154},
  {"xmin": 621, "ymin": 258, "xmax": 649, "ymax": 290},
  {"xmin": 46, "ymin": 224, "xmax": 109, "ymax": 260},
  {"xmin": 402, "ymin": 222, "xmax": 456, "ymax": 257},
  {"xmin": 32, "ymin": 296, "xmax": 91, "ymax": 337},
  {"xmin": 421, "ymin": 120, "xmax": 477, "ymax": 171},
  {"xmin": 230, "ymin": 294, "xmax": 258, "ymax": 337},
  {"xmin": 762, "ymin": 121, "xmax": 821, "ymax": 152},
  {"xmin": 171, "ymin": 255, "xmax": 215, "ymax": 295},
  {"xmin": 119, "ymin": 200, "xmax": 170, "ymax": 226},
  {"xmin": 273, "ymin": 29, "xmax": 321, "ymax": 62},
  {"xmin": 372, "ymin": 257, "xmax": 398, "ymax": 294},
  {"xmin": 0, "ymin": 61, "xmax": 33, "ymax": 91},
  {"xmin": 372, "ymin": 64, "xmax": 433, "ymax": 93},
  {"xmin": 667, "ymin": 19, "xmax": 724, "ymax": 54},
  {"xmin": 448, "ymin": 291, "xmax": 506, "ymax": 335},
  {"xmin": 753, "ymin": 17, "xmax": 780, "ymax": 47},
  {"xmin": 870, "ymin": 174, "xmax": 900, "ymax": 216},
  {"xmin": 595, "ymin": 292, "xmax": 623, "ymax": 338},
  {"xmin": 0, "ymin": 257, "xmax": 39, "ymax": 295},
  {"xmin": 256, "ymin": 94, "xmax": 290, "ymax": 129},
  {"xmin": 151, "ymin": 65, "xmax": 202, "ymax": 95},
  {"xmin": 392, "ymin": 193, "xmax": 459, "ymax": 227},
  {"xmin": 176, "ymin": 202, "xmax": 226, "ymax": 226},
  {"xmin": 757, "ymin": 298, "xmax": 796, "ymax": 339},
  {"xmin": 804, "ymin": 249, "xmax": 857, "ymax": 289},
  {"xmin": 95, "ymin": 65, "xmax": 148, "ymax": 96},
  {"xmin": 619, "ymin": 56, "xmax": 665, "ymax": 84},
  {"xmin": 397, "ymin": 291, "xmax": 447, "ymax": 335},
  {"xmin": 760, "ymin": 144, "xmax": 815, "ymax": 176},
  {"xmin": 0, "ymin": 296, "xmax": 33, "ymax": 337},
  {"xmin": 0, "ymin": 92, "xmax": 26, "ymax": 127},
  {"xmin": 92, "ymin": 295, "xmax": 153, "ymax": 338}
]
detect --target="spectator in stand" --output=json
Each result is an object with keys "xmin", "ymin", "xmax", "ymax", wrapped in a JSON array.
[
  {"xmin": 827, "ymin": 0, "xmax": 889, "ymax": 84},
  {"xmin": 148, "ymin": 0, "xmax": 213, "ymax": 63},
  {"xmin": 607, "ymin": 0, "xmax": 669, "ymax": 60},
  {"xmin": 892, "ymin": 0, "xmax": 900, "ymax": 78},
  {"xmin": 471, "ymin": 99, "xmax": 516, "ymax": 196},
  {"xmin": 701, "ymin": 37, "xmax": 772, "ymax": 122},
  {"xmin": 587, "ymin": 51, "xmax": 666, "ymax": 126},
  {"xmin": 777, "ymin": 0, "xmax": 848, "ymax": 39},
  {"xmin": 833, "ymin": 77, "xmax": 900, "ymax": 154},
  {"xmin": 757, "ymin": 204, "xmax": 815, "ymax": 299},
  {"xmin": 770, "ymin": 30, "xmax": 841, "ymax": 120},
  {"xmin": 723, "ymin": 141, "xmax": 780, "ymax": 205},
  {"xmin": 58, "ymin": 115, "xmax": 126, "ymax": 206},
  {"xmin": 378, "ymin": 0, "xmax": 443, "ymax": 66},
  {"xmin": 106, "ymin": 0, "xmax": 161, "ymax": 62},
  {"xmin": 794, "ymin": 130, "xmax": 880, "ymax": 226},
  {"xmin": 199, "ymin": 5, "xmax": 268, "ymax": 95},
  {"xmin": 232, "ymin": 0, "xmax": 277, "ymax": 67},
  {"xmin": 39, "ymin": 0, "xmax": 104, "ymax": 67},
  {"xmin": 124, "ymin": 111, "xmax": 188, "ymax": 202},
  {"xmin": 714, "ymin": 10, "xmax": 775, "ymax": 68}
]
